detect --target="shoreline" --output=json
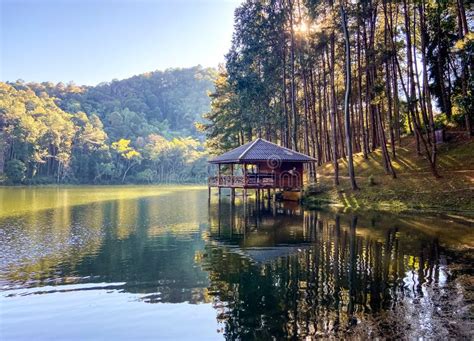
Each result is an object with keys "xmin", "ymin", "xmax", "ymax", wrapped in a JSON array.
[{"xmin": 302, "ymin": 193, "xmax": 474, "ymax": 218}]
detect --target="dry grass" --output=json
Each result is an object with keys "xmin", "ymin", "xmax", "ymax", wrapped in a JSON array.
[{"xmin": 306, "ymin": 136, "xmax": 474, "ymax": 214}]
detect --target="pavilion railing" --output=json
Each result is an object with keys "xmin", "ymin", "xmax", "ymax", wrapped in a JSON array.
[
  {"xmin": 208, "ymin": 176, "xmax": 219, "ymax": 186},
  {"xmin": 208, "ymin": 174, "xmax": 274, "ymax": 187}
]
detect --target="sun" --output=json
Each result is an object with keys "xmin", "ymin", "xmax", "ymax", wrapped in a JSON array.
[{"xmin": 294, "ymin": 21, "xmax": 309, "ymax": 35}]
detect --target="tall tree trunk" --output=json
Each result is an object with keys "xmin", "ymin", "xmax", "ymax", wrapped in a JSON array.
[
  {"xmin": 329, "ymin": 36, "xmax": 339, "ymax": 186},
  {"xmin": 455, "ymin": 0, "xmax": 472, "ymax": 135},
  {"xmin": 356, "ymin": 20, "xmax": 368, "ymax": 159},
  {"xmin": 403, "ymin": 0, "xmax": 439, "ymax": 177},
  {"xmin": 341, "ymin": 5, "xmax": 358, "ymax": 190},
  {"xmin": 288, "ymin": 0, "xmax": 298, "ymax": 151},
  {"xmin": 419, "ymin": 0, "xmax": 438, "ymax": 173},
  {"xmin": 282, "ymin": 36, "xmax": 290, "ymax": 148}
]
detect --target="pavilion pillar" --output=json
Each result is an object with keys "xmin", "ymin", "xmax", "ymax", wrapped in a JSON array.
[
  {"xmin": 207, "ymin": 163, "xmax": 211, "ymax": 202},
  {"xmin": 217, "ymin": 193, "xmax": 222, "ymax": 235},
  {"xmin": 230, "ymin": 164, "xmax": 235, "ymax": 204},
  {"xmin": 243, "ymin": 163, "xmax": 247, "ymax": 205},
  {"xmin": 229, "ymin": 197, "xmax": 234, "ymax": 236},
  {"xmin": 217, "ymin": 164, "xmax": 221, "ymax": 197}
]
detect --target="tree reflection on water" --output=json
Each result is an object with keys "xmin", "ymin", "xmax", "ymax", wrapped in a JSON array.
[
  {"xmin": 202, "ymin": 197, "xmax": 467, "ymax": 339},
  {"xmin": 0, "ymin": 188, "xmax": 471, "ymax": 339}
]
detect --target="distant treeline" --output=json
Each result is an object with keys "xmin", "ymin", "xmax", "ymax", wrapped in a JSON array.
[
  {"xmin": 204, "ymin": 0, "xmax": 473, "ymax": 186},
  {"xmin": 0, "ymin": 66, "xmax": 216, "ymax": 184}
]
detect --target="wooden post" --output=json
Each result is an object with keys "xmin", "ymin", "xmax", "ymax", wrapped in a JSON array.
[
  {"xmin": 257, "ymin": 189, "xmax": 261, "ymax": 210},
  {"xmin": 229, "ymin": 197, "xmax": 234, "ymax": 237},
  {"xmin": 243, "ymin": 163, "xmax": 247, "ymax": 205},
  {"xmin": 243, "ymin": 197, "xmax": 247, "ymax": 238},
  {"xmin": 243, "ymin": 163, "xmax": 247, "ymax": 186},
  {"xmin": 230, "ymin": 163, "xmax": 235, "ymax": 204},
  {"xmin": 217, "ymin": 193, "xmax": 222, "ymax": 235},
  {"xmin": 217, "ymin": 163, "xmax": 221, "ymax": 197}
]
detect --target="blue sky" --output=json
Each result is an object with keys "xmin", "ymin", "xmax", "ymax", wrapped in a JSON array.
[{"xmin": 1, "ymin": 0, "xmax": 241, "ymax": 85}]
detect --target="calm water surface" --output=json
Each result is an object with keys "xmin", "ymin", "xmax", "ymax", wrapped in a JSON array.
[{"xmin": 0, "ymin": 186, "xmax": 472, "ymax": 339}]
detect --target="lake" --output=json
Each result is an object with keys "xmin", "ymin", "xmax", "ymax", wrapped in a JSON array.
[{"xmin": 0, "ymin": 186, "xmax": 472, "ymax": 339}]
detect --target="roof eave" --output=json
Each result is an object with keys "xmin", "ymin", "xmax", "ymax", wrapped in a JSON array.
[{"xmin": 208, "ymin": 158, "xmax": 317, "ymax": 164}]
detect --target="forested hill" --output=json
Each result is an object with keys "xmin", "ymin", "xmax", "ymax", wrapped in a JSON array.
[
  {"xmin": 0, "ymin": 66, "xmax": 216, "ymax": 184},
  {"xmin": 27, "ymin": 66, "xmax": 216, "ymax": 139}
]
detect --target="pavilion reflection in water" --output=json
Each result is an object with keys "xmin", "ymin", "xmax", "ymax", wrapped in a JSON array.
[{"xmin": 204, "ymin": 198, "xmax": 449, "ymax": 339}]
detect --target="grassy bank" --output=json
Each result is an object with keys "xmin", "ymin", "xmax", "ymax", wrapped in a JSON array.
[{"xmin": 305, "ymin": 135, "xmax": 474, "ymax": 214}]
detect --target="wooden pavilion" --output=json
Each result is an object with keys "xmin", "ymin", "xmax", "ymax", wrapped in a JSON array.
[{"xmin": 208, "ymin": 138, "xmax": 316, "ymax": 201}]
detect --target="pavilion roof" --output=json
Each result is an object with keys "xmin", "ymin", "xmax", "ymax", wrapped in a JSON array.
[{"xmin": 208, "ymin": 138, "xmax": 316, "ymax": 164}]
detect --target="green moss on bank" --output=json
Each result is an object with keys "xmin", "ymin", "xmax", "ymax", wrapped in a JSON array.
[{"xmin": 304, "ymin": 137, "xmax": 474, "ymax": 214}]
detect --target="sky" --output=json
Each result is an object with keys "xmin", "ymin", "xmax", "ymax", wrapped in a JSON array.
[{"xmin": 1, "ymin": 0, "xmax": 241, "ymax": 85}]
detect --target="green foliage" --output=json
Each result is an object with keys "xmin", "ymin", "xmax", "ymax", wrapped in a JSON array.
[
  {"xmin": 5, "ymin": 160, "xmax": 26, "ymax": 183},
  {"xmin": 112, "ymin": 139, "xmax": 141, "ymax": 160},
  {"xmin": 24, "ymin": 176, "xmax": 57, "ymax": 185},
  {"xmin": 0, "ymin": 82, "xmax": 76, "ymax": 182},
  {"xmin": 203, "ymin": 68, "xmax": 243, "ymax": 153},
  {"xmin": 25, "ymin": 66, "xmax": 216, "ymax": 140},
  {"xmin": 304, "ymin": 183, "xmax": 331, "ymax": 196},
  {"xmin": 204, "ymin": 0, "xmax": 471, "ymax": 178},
  {"xmin": 0, "ymin": 66, "xmax": 215, "ymax": 184},
  {"xmin": 135, "ymin": 169, "xmax": 157, "ymax": 184}
]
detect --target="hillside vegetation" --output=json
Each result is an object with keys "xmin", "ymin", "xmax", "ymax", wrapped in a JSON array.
[
  {"xmin": 305, "ymin": 135, "xmax": 474, "ymax": 214},
  {"xmin": 0, "ymin": 66, "xmax": 215, "ymax": 184}
]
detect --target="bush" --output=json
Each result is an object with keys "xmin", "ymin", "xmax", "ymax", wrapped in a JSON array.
[
  {"xmin": 135, "ymin": 169, "xmax": 157, "ymax": 184},
  {"xmin": 5, "ymin": 159, "xmax": 26, "ymax": 184},
  {"xmin": 23, "ymin": 176, "xmax": 56, "ymax": 185},
  {"xmin": 304, "ymin": 183, "xmax": 330, "ymax": 196}
]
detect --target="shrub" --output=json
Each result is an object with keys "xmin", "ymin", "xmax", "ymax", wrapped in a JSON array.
[
  {"xmin": 24, "ymin": 176, "xmax": 56, "ymax": 185},
  {"xmin": 5, "ymin": 159, "xmax": 26, "ymax": 184},
  {"xmin": 304, "ymin": 183, "xmax": 330, "ymax": 196},
  {"xmin": 135, "ymin": 169, "xmax": 157, "ymax": 184}
]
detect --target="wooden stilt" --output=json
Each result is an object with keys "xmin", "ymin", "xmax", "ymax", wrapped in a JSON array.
[
  {"xmin": 217, "ymin": 193, "xmax": 222, "ymax": 235},
  {"xmin": 229, "ymin": 198, "xmax": 234, "ymax": 237}
]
